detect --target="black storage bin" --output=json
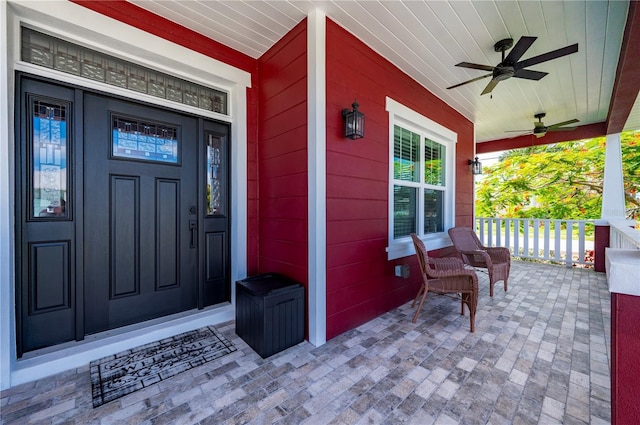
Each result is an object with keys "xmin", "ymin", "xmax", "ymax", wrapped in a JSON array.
[{"xmin": 235, "ymin": 273, "xmax": 304, "ymax": 358}]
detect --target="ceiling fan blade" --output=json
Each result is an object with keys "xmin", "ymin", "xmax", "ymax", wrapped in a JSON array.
[
  {"xmin": 516, "ymin": 43, "xmax": 579, "ymax": 69},
  {"xmin": 504, "ymin": 130, "xmax": 533, "ymax": 133},
  {"xmin": 446, "ymin": 73, "xmax": 492, "ymax": 89},
  {"xmin": 481, "ymin": 78, "xmax": 500, "ymax": 95},
  {"xmin": 513, "ymin": 69, "xmax": 548, "ymax": 80},
  {"xmin": 547, "ymin": 127, "xmax": 577, "ymax": 132},
  {"xmin": 455, "ymin": 62, "xmax": 495, "ymax": 72},
  {"xmin": 547, "ymin": 119, "xmax": 580, "ymax": 129},
  {"xmin": 503, "ymin": 36, "xmax": 537, "ymax": 64}
]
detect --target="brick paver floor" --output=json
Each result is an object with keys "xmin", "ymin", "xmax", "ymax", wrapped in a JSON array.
[{"xmin": 0, "ymin": 260, "xmax": 611, "ymax": 424}]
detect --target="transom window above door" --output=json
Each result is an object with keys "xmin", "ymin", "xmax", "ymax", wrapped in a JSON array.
[{"xmin": 21, "ymin": 27, "xmax": 228, "ymax": 115}]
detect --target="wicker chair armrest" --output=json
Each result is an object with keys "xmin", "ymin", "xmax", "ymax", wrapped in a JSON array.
[
  {"xmin": 426, "ymin": 257, "xmax": 470, "ymax": 278},
  {"xmin": 485, "ymin": 247, "xmax": 511, "ymax": 263},
  {"xmin": 460, "ymin": 249, "xmax": 492, "ymax": 265},
  {"xmin": 458, "ymin": 249, "xmax": 486, "ymax": 256},
  {"xmin": 429, "ymin": 256, "xmax": 465, "ymax": 270}
]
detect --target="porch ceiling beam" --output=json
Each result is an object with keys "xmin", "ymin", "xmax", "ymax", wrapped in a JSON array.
[
  {"xmin": 606, "ymin": 0, "xmax": 640, "ymax": 135},
  {"xmin": 476, "ymin": 122, "xmax": 607, "ymax": 154}
]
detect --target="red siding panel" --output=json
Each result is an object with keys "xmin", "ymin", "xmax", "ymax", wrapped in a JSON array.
[
  {"xmin": 257, "ymin": 21, "xmax": 309, "ymax": 302},
  {"xmin": 611, "ymin": 292, "xmax": 640, "ymax": 424},
  {"xmin": 325, "ymin": 19, "xmax": 474, "ymax": 340}
]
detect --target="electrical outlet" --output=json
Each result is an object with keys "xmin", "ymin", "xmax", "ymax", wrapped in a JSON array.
[
  {"xmin": 401, "ymin": 264, "xmax": 410, "ymax": 279},
  {"xmin": 394, "ymin": 265, "xmax": 402, "ymax": 277}
]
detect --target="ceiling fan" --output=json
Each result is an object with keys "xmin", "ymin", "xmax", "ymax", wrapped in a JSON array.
[
  {"xmin": 447, "ymin": 36, "xmax": 578, "ymax": 95},
  {"xmin": 506, "ymin": 113, "xmax": 579, "ymax": 138}
]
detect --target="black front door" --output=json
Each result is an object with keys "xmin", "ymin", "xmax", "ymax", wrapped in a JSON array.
[
  {"xmin": 16, "ymin": 76, "xmax": 231, "ymax": 355},
  {"xmin": 83, "ymin": 93, "xmax": 199, "ymax": 334}
]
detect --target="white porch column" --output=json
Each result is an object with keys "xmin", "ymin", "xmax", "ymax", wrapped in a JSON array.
[
  {"xmin": 601, "ymin": 133, "xmax": 626, "ymax": 219},
  {"xmin": 307, "ymin": 9, "xmax": 327, "ymax": 347},
  {"xmin": 0, "ymin": 0, "xmax": 14, "ymax": 391}
]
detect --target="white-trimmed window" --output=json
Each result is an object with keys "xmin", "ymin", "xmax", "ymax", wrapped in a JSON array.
[{"xmin": 386, "ymin": 98, "xmax": 456, "ymax": 260}]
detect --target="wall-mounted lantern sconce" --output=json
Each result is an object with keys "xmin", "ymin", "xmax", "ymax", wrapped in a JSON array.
[
  {"xmin": 469, "ymin": 156, "xmax": 482, "ymax": 175},
  {"xmin": 342, "ymin": 100, "xmax": 365, "ymax": 139}
]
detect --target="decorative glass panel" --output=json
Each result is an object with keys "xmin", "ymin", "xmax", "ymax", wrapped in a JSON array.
[
  {"xmin": 32, "ymin": 99, "xmax": 69, "ymax": 219},
  {"xmin": 112, "ymin": 116, "xmax": 178, "ymax": 164},
  {"xmin": 424, "ymin": 189, "xmax": 444, "ymax": 234},
  {"xmin": 207, "ymin": 134, "xmax": 225, "ymax": 215},
  {"xmin": 393, "ymin": 185, "xmax": 417, "ymax": 238},
  {"xmin": 22, "ymin": 27, "xmax": 228, "ymax": 115},
  {"xmin": 393, "ymin": 125, "xmax": 420, "ymax": 182},
  {"xmin": 424, "ymin": 138, "xmax": 445, "ymax": 186}
]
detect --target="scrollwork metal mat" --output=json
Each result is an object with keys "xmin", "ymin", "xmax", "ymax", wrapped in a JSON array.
[{"xmin": 90, "ymin": 326, "xmax": 236, "ymax": 407}]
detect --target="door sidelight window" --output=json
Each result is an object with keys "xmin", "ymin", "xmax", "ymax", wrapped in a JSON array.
[
  {"xmin": 31, "ymin": 98, "xmax": 69, "ymax": 219},
  {"xmin": 206, "ymin": 133, "xmax": 226, "ymax": 216}
]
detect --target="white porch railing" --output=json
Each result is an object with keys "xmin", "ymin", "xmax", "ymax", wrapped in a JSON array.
[
  {"xmin": 609, "ymin": 219, "xmax": 640, "ymax": 249},
  {"xmin": 475, "ymin": 218, "xmax": 596, "ymax": 267}
]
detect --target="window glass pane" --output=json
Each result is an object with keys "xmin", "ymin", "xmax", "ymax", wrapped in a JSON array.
[
  {"xmin": 424, "ymin": 189, "xmax": 444, "ymax": 234},
  {"xmin": 393, "ymin": 125, "xmax": 420, "ymax": 182},
  {"xmin": 394, "ymin": 185, "xmax": 417, "ymax": 238},
  {"xmin": 425, "ymin": 138, "xmax": 445, "ymax": 186},
  {"xmin": 112, "ymin": 116, "xmax": 179, "ymax": 164},
  {"xmin": 207, "ymin": 133, "xmax": 225, "ymax": 215},
  {"xmin": 32, "ymin": 100, "xmax": 68, "ymax": 218}
]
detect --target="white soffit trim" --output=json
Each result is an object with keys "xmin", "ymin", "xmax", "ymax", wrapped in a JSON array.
[{"xmin": 307, "ymin": 9, "xmax": 327, "ymax": 347}]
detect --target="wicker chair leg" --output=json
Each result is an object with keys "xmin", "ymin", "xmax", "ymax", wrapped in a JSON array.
[
  {"xmin": 412, "ymin": 287, "xmax": 428, "ymax": 323},
  {"xmin": 460, "ymin": 296, "xmax": 465, "ymax": 315},
  {"xmin": 463, "ymin": 293, "xmax": 476, "ymax": 333},
  {"xmin": 412, "ymin": 284, "xmax": 425, "ymax": 308},
  {"xmin": 469, "ymin": 305, "xmax": 475, "ymax": 333}
]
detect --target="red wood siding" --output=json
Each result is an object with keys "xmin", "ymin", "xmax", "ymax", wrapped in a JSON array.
[
  {"xmin": 257, "ymin": 21, "xmax": 308, "ymax": 287},
  {"xmin": 611, "ymin": 292, "xmax": 640, "ymax": 424},
  {"xmin": 70, "ymin": 1, "xmax": 261, "ymax": 274},
  {"xmin": 325, "ymin": 20, "xmax": 474, "ymax": 339}
]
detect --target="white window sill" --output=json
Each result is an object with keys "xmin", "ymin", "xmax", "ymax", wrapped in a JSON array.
[{"xmin": 386, "ymin": 233, "xmax": 452, "ymax": 261}]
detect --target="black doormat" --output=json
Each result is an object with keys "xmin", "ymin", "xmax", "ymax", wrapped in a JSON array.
[{"xmin": 90, "ymin": 326, "xmax": 236, "ymax": 408}]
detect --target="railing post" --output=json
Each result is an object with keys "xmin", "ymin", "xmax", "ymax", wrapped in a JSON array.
[
  {"xmin": 543, "ymin": 219, "xmax": 550, "ymax": 260},
  {"xmin": 578, "ymin": 221, "xmax": 586, "ymax": 264},
  {"xmin": 523, "ymin": 219, "xmax": 530, "ymax": 259},
  {"xmin": 505, "ymin": 219, "xmax": 511, "ymax": 252},
  {"xmin": 554, "ymin": 224, "xmax": 562, "ymax": 262},
  {"xmin": 488, "ymin": 219, "xmax": 493, "ymax": 246},
  {"xmin": 514, "ymin": 219, "xmax": 520, "ymax": 258},
  {"xmin": 533, "ymin": 219, "xmax": 540, "ymax": 258},
  {"xmin": 565, "ymin": 220, "xmax": 573, "ymax": 267}
]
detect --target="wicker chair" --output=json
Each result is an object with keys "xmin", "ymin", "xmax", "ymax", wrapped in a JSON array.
[
  {"xmin": 447, "ymin": 226, "xmax": 511, "ymax": 297},
  {"xmin": 410, "ymin": 233, "xmax": 478, "ymax": 332}
]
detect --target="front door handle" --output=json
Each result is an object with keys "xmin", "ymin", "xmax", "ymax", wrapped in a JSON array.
[{"xmin": 189, "ymin": 220, "xmax": 197, "ymax": 248}]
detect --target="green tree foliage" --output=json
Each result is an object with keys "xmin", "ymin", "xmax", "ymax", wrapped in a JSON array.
[{"xmin": 476, "ymin": 130, "xmax": 640, "ymax": 220}]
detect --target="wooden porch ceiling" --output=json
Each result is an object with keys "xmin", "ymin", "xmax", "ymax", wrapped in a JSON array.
[
  {"xmin": 482, "ymin": 0, "xmax": 640, "ymax": 153},
  {"xmin": 124, "ymin": 1, "xmax": 637, "ymax": 152}
]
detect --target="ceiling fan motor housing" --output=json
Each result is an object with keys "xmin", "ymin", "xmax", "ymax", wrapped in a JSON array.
[
  {"xmin": 494, "ymin": 66, "xmax": 515, "ymax": 81},
  {"xmin": 533, "ymin": 125, "xmax": 548, "ymax": 137}
]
